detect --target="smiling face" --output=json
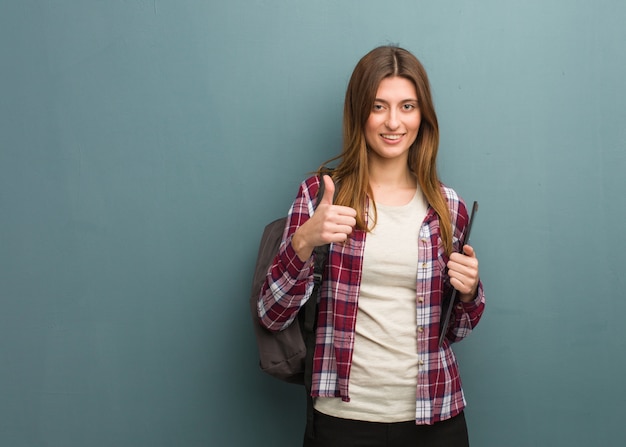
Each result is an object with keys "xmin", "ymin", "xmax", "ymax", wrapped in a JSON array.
[{"xmin": 364, "ymin": 76, "xmax": 421, "ymax": 163}]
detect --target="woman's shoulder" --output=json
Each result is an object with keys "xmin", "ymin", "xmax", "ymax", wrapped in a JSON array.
[
  {"xmin": 438, "ymin": 182, "xmax": 468, "ymax": 220},
  {"xmin": 439, "ymin": 182, "xmax": 463, "ymax": 205},
  {"xmin": 299, "ymin": 174, "xmax": 322, "ymax": 196},
  {"xmin": 292, "ymin": 174, "xmax": 323, "ymax": 209},
  {"xmin": 302, "ymin": 174, "xmax": 322, "ymax": 190}
]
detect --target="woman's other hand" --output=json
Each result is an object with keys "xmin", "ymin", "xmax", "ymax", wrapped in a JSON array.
[{"xmin": 447, "ymin": 245, "xmax": 479, "ymax": 302}]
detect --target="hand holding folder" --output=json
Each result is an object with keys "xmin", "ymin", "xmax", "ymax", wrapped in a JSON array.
[{"xmin": 438, "ymin": 201, "xmax": 479, "ymax": 347}]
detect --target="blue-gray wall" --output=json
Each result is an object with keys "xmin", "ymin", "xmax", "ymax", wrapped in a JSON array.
[{"xmin": 1, "ymin": 1, "xmax": 625, "ymax": 446}]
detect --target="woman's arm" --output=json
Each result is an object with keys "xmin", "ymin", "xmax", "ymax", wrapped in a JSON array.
[
  {"xmin": 444, "ymin": 191, "xmax": 486, "ymax": 343},
  {"xmin": 258, "ymin": 175, "xmax": 357, "ymax": 332},
  {"xmin": 257, "ymin": 177, "xmax": 319, "ymax": 332}
]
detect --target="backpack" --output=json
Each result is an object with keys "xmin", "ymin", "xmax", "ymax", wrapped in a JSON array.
[{"xmin": 249, "ymin": 177, "xmax": 328, "ymax": 385}]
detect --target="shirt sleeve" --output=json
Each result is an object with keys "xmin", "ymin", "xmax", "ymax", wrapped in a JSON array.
[
  {"xmin": 257, "ymin": 176, "xmax": 320, "ymax": 332},
  {"xmin": 448, "ymin": 280, "xmax": 485, "ymax": 342}
]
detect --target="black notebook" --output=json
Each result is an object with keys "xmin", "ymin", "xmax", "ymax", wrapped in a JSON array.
[{"xmin": 439, "ymin": 201, "xmax": 479, "ymax": 347}]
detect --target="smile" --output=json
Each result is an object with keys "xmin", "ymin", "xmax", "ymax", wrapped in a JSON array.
[{"xmin": 380, "ymin": 134, "xmax": 404, "ymax": 140}]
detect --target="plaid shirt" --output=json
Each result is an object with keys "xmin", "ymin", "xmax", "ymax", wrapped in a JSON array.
[{"xmin": 258, "ymin": 175, "xmax": 485, "ymax": 425}]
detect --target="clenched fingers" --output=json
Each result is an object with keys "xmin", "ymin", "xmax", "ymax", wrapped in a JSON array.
[{"xmin": 447, "ymin": 245, "xmax": 479, "ymax": 297}]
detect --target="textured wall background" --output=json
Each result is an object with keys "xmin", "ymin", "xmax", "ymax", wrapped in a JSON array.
[{"xmin": 1, "ymin": 1, "xmax": 624, "ymax": 445}]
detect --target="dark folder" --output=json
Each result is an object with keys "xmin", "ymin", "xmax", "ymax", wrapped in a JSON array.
[{"xmin": 438, "ymin": 201, "xmax": 479, "ymax": 347}]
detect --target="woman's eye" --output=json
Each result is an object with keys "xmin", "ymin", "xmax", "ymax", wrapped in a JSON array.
[
  {"xmin": 403, "ymin": 103, "xmax": 416, "ymax": 110},
  {"xmin": 373, "ymin": 104, "xmax": 384, "ymax": 111}
]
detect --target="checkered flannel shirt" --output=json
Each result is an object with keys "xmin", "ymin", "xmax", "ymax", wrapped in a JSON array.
[{"xmin": 258, "ymin": 175, "xmax": 485, "ymax": 425}]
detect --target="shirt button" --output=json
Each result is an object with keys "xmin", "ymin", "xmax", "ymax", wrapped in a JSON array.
[
  {"xmin": 421, "ymin": 262, "xmax": 427, "ymax": 268},
  {"xmin": 418, "ymin": 296, "xmax": 424, "ymax": 303},
  {"xmin": 418, "ymin": 326, "xmax": 424, "ymax": 333},
  {"xmin": 421, "ymin": 238, "xmax": 427, "ymax": 243}
]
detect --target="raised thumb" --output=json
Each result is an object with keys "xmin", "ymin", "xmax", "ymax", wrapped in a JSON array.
[{"xmin": 319, "ymin": 175, "xmax": 335, "ymax": 206}]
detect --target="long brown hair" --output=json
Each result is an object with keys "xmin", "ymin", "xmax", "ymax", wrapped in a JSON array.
[{"xmin": 320, "ymin": 45, "xmax": 453, "ymax": 255}]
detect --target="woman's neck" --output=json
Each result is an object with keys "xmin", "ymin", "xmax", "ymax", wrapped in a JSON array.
[
  {"xmin": 368, "ymin": 159, "xmax": 416, "ymax": 189},
  {"xmin": 368, "ymin": 160, "xmax": 418, "ymax": 206}
]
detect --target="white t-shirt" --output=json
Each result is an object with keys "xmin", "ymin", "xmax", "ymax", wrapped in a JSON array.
[{"xmin": 315, "ymin": 189, "xmax": 428, "ymax": 422}]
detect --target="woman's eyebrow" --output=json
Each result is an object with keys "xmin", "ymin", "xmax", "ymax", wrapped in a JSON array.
[{"xmin": 374, "ymin": 98, "xmax": 419, "ymax": 104}]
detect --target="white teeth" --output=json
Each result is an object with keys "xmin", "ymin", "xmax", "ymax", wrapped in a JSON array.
[{"xmin": 381, "ymin": 134, "xmax": 402, "ymax": 140}]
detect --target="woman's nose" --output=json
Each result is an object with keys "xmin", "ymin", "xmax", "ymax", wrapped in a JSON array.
[{"xmin": 385, "ymin": 111, "xmax": 400, "ymax": 129}]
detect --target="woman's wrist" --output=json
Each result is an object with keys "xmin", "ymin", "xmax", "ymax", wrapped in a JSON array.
[
  {"xmin": 458, "ymin": 289, "xmax": 478, "ymax": 303},
  {"xmin": 292, "ymin": 229, "xmax": 314, "ymax": 262}
]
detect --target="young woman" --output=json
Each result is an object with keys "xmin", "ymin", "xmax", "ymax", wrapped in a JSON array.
[{"xmin": 259, "ymin": 46, "xmax": 485, "ymax": 447}]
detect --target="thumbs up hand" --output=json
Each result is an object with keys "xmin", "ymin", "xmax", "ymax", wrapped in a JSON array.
[
  {"xmin": 318, "ymin": 174, "xmax": 336, "ymax": 207},
  {"xmin": 292, "ymin": 175, "xmax": 357, "ymax": 261}
]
